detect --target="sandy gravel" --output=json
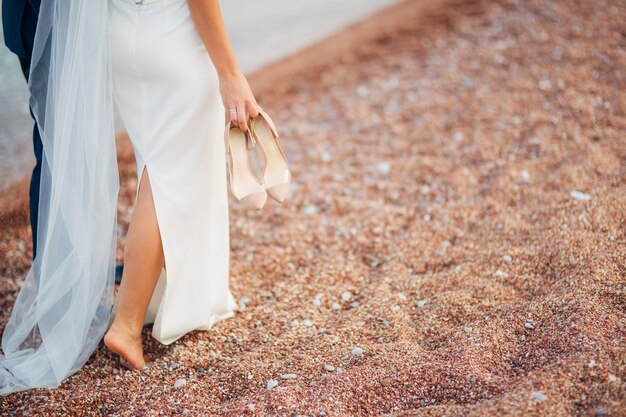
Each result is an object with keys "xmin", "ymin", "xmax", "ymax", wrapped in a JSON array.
[{"xmin": 0, "ymin": 0, "xmax": 625, "ymax": 415}]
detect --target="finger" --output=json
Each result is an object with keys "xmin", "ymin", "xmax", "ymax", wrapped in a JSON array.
[
  {"xmin": 247, "ymin": 100, "xmax": 260, "ymax": 118},
  {"xmin": 237, "ymin": 102, "xmax": 248, "ymax": 132},
  {"xmin": 228, "ymin": 105, "xmax": 238, "ymax": 127}
]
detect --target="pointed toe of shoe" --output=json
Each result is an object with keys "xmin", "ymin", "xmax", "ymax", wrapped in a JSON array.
[
  {"xmin": 266, "ymin": 183, "xmax": 290, "ymax": 203},
  {"xmin": 240, "ymin": 191, "xmax": 268, "ymax": 210}
]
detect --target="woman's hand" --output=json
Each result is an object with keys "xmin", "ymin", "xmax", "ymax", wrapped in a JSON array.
[{"xmin": 219, "ymin": 70, "xmax": 260, "ymax": 132}]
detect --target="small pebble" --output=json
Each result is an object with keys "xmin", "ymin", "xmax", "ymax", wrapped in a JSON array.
[
  {"xmin": 525, "ymin": 321, "xmax": 535, "ymax": 330},
  {"xmin": 266, "ymin": 379, "xmax": 279, "ymax": 389},
  {"xmin": 519, "ymin": 170, "xmax": 530, "ymax": 183},
  {"xmin": 531, "ymin": 391, "xmax": 547, "ymax": 402},
  {"xmin": 302, "ymin": 204, "xmax": 318, "ymax": 215},
  {"xmin": 281, "ymin": 373, "xmax": 297, "ymax": 379},
  {"xmin": 324, "ymin": 364, "xmax": 335, "ymax": 372},
  {"xmin": 341, "ymin": 291, "xmax": 352, "ymax": 301},
  {"xmin": 174, "ymin": 379, "xmax": 186, "ymax": 389},
  {"xmin": 331, "ymin": 303, "xmax": 342, "ymax": 310},
  {"xmin": 376, "ymin": 161, "xmax": 391, "ymax": 174},
  {"xmin": 351, "ymin": 347, "xmax": 364, "ymax": 355},
  {"xmin": 569, "ymin": 190, "xmax": 591, "ymax": 201},
  {"xmin": 416, "ymin": 299, "xmax": 428, "ymax": 308}
]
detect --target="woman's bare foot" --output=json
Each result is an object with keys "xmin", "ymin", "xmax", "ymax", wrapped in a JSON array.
[{"xmin": 104, "ymin": 323, "xmax": 146, "ymax": 370}]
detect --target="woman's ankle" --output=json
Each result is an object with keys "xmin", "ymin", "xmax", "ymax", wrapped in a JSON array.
[{"xmin": 107, "ymin": 319, "xmax": 143, "ymax": 340}]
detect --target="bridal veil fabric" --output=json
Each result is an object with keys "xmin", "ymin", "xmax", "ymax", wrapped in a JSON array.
[{"xmin": 0, "ymin": 0, "xmax": 118, "ymax": 394}]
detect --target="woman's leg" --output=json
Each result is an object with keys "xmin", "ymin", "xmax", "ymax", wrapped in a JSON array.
[{"xmin": 104, "ymin": 168, "xmax": 164, "ymax": 369}]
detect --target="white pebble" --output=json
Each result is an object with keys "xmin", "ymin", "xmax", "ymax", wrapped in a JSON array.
[
  {"xmin": 531, "ymin": 391, "xmax": 547, "ymax": 402},
  {"xmin": 302, "ymin": 204, "xmax": 318, "ymax": 215},
  {"xmin": 341, "ymin": 291, "xmax": 352, "ymax": 301},
  {"xmin": 324, "ymin": 364, "xmax": 335, "ymax": 372},
  {"xmin": 331, "ymin": 303, "xmax": 342, "ymax": 310},
  {"xmin": 303, "ymin": 319, "xmax": 314, "ymax": 327},
  {"xmin": 376, "ymin": 162, "xmax": 391, "ymax": 175},
  {"xmin": 519, "ymin": 170, "xmax": 530, "ymax": 183},
  {"xmin": 174, "ymin": 378, "xmax": 186, "ymax": 389},
  {"xmin": 266, "ymin": 379, "xmax": 279, "ymax": 389},
  {"xmin": 570, "ymin": 190, "xmax": 591, "ymax": 201},
  {"xmin": 538, "ymin": 78, "xmax": 552, "ymax": 90},
  {"xmin": 416, "ymin": 299, "xmax": 428, "ymax": 308},
  {"xmin": 494, "ymin": 270, "xmax": 509, "ymax": 278},
  {"xmin": 351, "ymin": 347, "xmax": 363, "ymax": 355},
  {"xmin": 281, "ymin": 374, "xmax": 297, "ymax": 379},
  {"xmin": 356, "ymin": 85, "xmax": 370, "ymax": 98}
]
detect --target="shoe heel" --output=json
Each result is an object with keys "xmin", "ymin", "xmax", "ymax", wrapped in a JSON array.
[
  {"xmin": 225, "ymin": 123, "xmax": 267, "ymax": 209},
  {"xmin": 250, "ymin": 111, "xmax": 291, "ymax": 204}
]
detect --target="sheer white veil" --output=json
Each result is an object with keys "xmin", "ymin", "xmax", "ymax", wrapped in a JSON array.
[{"xmin": 0, "ymin": 0, "xmax": 118, "ymax": 394}]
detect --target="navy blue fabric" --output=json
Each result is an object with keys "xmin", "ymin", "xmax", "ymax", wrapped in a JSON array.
[
  {"xmin": 3, "ymin": 0, "xmax": 43, "ymax": 258},
  {"xmin": 2, "ymin": 0, "xmax": 40, "ymax": 59}
]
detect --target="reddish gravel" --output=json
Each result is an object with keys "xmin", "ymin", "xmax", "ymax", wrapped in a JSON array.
[{"xmin": 1, "ymin": 0, "xmax": 625, "ymax": 415}]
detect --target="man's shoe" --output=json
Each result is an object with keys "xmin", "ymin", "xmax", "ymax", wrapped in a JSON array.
[{"xmin": 115, "ymin": 263, "xmax": 124, "ymax": 284}]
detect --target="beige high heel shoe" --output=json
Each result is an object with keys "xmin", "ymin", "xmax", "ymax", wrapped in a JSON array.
[
  {"xmin": 250, "ymin": 109, "xmax": 291, "ymax": 203},
  {"xmin": 224, "ymin": 122, "xmax": 267, "ymax": 210}
]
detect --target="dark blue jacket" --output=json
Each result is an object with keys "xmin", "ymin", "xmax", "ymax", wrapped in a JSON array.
[{"xmin": 2, "ymin": 0, "xmax": 41, "ymax": 60}]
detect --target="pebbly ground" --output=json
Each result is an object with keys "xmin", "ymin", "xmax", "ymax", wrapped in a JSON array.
[{"xmin": 0, "ymin": 0, "xmax": 624, "ymax": 415}]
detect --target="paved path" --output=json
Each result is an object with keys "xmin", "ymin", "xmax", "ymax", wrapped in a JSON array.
[{"xmin": 221, "ymin": 0, "xmax": 402, "ymax": 73}]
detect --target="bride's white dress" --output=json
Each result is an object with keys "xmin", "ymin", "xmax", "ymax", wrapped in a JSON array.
[{"xmin": 109, "ymin": 0, "xmax": 237, "ymax": 345}]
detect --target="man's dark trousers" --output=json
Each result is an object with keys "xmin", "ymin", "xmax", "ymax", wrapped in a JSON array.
[{"xmin": 2, "ymin": 0, "xmax": 42, "ymax": 259}]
